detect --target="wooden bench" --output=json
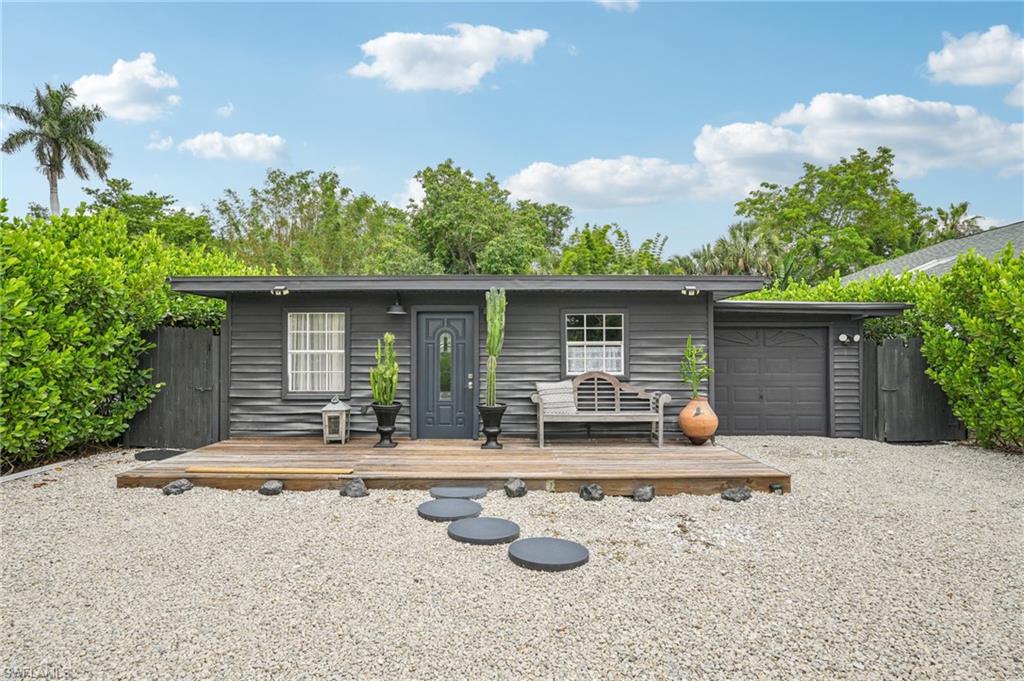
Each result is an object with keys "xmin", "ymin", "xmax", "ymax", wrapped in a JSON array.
[{"xmin": 530, "ymin": 371, "xmax": 672, "ymax": 448}]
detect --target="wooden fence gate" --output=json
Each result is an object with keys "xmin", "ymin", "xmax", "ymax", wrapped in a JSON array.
[
  {"xmin": 863, "ymin": 338, "xmax": 965, "ymax": 442},
  {"xmin": 123, "ymin": 326, "xmax": 221, "ymax": 450}
]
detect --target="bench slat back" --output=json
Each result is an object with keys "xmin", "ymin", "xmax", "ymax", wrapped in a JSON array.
[{"xmin": 572, "ymin": 372, "xmax": 656, "ymax": 413}]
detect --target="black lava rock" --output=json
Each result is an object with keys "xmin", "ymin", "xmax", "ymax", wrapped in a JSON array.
[
  {"xmin": 633, "ymin": 485, "xmax": 656, "ymax": 502},
  {"xmin": 579, "ymin": 483, "xmax": 604, "ymax": 501},
  {"xmin": 721, "ymin": 486, "xmax": 752, "ymax": 503},
  {"xmin": 258, "ymin": 479, "xmax": 283, "ymax": 496},
  {"xmin": 504, "ymin": 478, "xmax": 528, "ymax": 498},
  {"xmin": 341, "ymin": 478, "xmax": 369, "ymax": 498},
  {"xmin": 162, "ymin": 479, "xmax": 193, "ymax": 496}
]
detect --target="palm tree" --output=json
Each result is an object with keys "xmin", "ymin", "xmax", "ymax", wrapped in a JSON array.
[
  {"xmin": 2, "ymin": 83, "xmax": 111, "ymax": 214},
  {"xmin": 930, "ymin": 202, "xmax": 982, "ymax": 242}
]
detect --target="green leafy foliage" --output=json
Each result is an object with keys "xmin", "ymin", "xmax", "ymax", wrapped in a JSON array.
[
  {"xmin": 735, "ymin": 147, "xmax": 933, "ymax": 283},
  {"xmin": 84, "ymin": 178, "xmax": 213, "ymax": 246},
  {"xmin": 1, "ymin": 206, "xmax": 163, "ymax": 466},
  {"xmin": 743, "ymin": 271, "xmax": 931, "ymax": 340},
  {"xmin": 557, "ymin": 224, "xmax": 668, "ymax": 275},
  {"xmin": 370, "ymin": 332, "xmax": 399, "ymax": 405},
  {"xmin": 410, "ymin": 160, "xmax": 570, "ymax": 274},
  {"xmin": 918, "ymin": 246, "xmax": 1024, "ymax": 452},
  {"xmin": 484, "ymin": 288, "xmax": 507, "ymax": 407},
  {"xmin": 0, "ymin": 204, "xmax": 262, "ymax": 467},
  {"xmin": 678, "ymin": 335, "xmax": 713, "ymax": 399}
]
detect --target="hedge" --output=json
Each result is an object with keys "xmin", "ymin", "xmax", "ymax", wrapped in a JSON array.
[{"xmin": 0, "ymin": 205, "xmax": 261, "ymax": 468}]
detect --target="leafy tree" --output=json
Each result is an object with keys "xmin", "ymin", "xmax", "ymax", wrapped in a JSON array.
[
  {"xmin": 735, "ymin": 147, "xmax": 932, "ymax": 283},
  {"xmin": 209, "ymin": 169, "xmax": 422, "ymax": 275},
  {"xmin": 2, "ymin": 83, "xmax": 111, "ymax": 215},
  {"xmin": 84, "ymin": 178, "xmax": 213, "ymax": 246},
  {"xmin": 928, "ymin": 201, "xmax": 982, "ymax": 243},
  {"xmin": 557, "ymin": 224, "xmax": 668, "ymax": 274},
  {"xmin": 410, "ymin": 160, "xmax": 570, "ymax": 274}
]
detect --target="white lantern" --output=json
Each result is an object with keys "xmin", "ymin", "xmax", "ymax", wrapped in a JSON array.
[{"xmin": 321, "ymin": 395, "xmax": 351, "ymax": 444}]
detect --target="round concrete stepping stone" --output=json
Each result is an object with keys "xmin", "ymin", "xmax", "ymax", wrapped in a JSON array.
[
  {"xmin": 417, "ymin": 498, "xmax": 482, "ymax": 522},
  {"xmin": 135, "ymin": 448, "xmax": 184, "ymax": 462},
  {"xmin": 508, "ymin": 537, "xmax": 589, "ymax": 572},
  {"xmin": 448, "ymin": 517, "xmax": 520, "ymax": 545},
  {"xmin": 429, "ymin": 485, "xmax": 488, "ymax": 500}
]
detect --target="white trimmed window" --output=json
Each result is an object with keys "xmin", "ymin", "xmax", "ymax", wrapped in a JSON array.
[
  {"xmin": 565, "ymin": 313, "xmax": 624, "ymax": 375},
  {"xmin": 287, "ymin": 312, "xmax": 346, "ymax": 393}
]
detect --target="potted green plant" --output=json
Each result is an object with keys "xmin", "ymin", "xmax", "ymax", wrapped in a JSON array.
[
  {"xmin": 478, "ymin": 287, "xmax": 507, "ymax": 449},
  {"xmin": 369, "ymin": 332, "xmax": 401, "ymax": 448},
  {"xmin": 678, "ymin": 335, "xmax": 718, "ymax": 445}
]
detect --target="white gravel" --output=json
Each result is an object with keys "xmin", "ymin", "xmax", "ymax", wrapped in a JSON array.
[{"xmin": 2, "ymin": 437, "xmax": 1022, "ymax": 680}]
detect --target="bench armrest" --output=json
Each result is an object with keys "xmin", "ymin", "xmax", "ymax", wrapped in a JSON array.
[
  {"xmin": 651, "ymin": 391, "xmax": 672, "ymax": 411},
  {"xmin": 530, "ymin": 392, "xmax": 542, "ymax": 405}
]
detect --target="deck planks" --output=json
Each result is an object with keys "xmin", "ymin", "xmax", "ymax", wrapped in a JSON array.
[{"xmin": 115, "ymin": 437, "xmax": 791, "ymax": 496}]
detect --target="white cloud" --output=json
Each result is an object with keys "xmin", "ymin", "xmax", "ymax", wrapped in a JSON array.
[
  {"xmin": 178, "ymin": 132, "xmax": 285, "ymax": 162},
  {"xmin": 215, "ymin": 101, "xmax": 235, "ymax": 118},
  {"xmin": 146, "ymin": 131, "xmax": 173, "ymax": 151},
  {"xmin": 927, "ymin": 25, "xmax": 1024, "ymax": 106},
  {"xmin": 349, "ymin": 23, "xmax": 549, "ymax": 92},
  {"xmin": 72, "ymin": 52, "xmax": 180, "ymax": 121},
  {"xmin": 976, "ymin": 215, "xmax": 1006, "ymax": 231},
  {"xmin": 506, "ymin": 156, "xmax": 699, "ymax": 207},
  {"xmin": 506, "ymin": 92, "xmax": 1023, "ymax": 206},
  {"xmin": 395, "ymin": 177, "xmax": 426, "ymax": 207},
  {"xmin": 595, "ymin": 0, "xmax": 640, "ymax": 12}
]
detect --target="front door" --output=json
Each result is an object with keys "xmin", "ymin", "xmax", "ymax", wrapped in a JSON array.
[{"xmin": 417, "ymin": 312, "xmax": 475, "ymax": 438}]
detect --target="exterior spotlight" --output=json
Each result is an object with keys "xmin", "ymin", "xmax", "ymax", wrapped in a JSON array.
[
  {"xmin": 270, "ymin": 285, "xmax": 289, "ymax": 296},
  {"xmin": 853, "ymin": 334, "xmax": 861, "ymax": 343},
  {"xmin": 386, "ymin": 294, "xmax": 408, "ymax": 315},
  {"xmin": 838, "ymin": 333, "xmax": 849, "ymax": 343},
  {"xmin": 682, "ymin": 285, "xmax": 700, "ymax": 297}
]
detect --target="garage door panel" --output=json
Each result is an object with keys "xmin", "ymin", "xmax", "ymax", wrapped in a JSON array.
[{"xmin": 715, "ymin": 326, "xmax": 828, "ymax": 436}]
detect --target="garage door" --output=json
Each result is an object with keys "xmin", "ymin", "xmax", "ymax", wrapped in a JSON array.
[{"xmin": 714, "ymin": 327, "xmax": 828, "ymax": 435}]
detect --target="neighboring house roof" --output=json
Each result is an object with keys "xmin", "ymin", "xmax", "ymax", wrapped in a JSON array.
[
  {"xmin": 715, "ymin": 300, "xmax": 911, "ymax": 318},
  {"xmin": 169, "ymin": 274, "xmax": 768, "ymax": 299},
  {"xmin": 841, "ymin": 220, "xmax": 1024, "ymax": 283}
]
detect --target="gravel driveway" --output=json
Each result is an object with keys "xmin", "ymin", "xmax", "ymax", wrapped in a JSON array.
[{"xmin": 2, "ymin": 437, "xmax": 1022, "ymax": 680}]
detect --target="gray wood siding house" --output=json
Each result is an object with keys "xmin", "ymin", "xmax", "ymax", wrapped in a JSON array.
[{"xmin": 171, "ymin": 276, "xmax": 907, "ymax": 442}]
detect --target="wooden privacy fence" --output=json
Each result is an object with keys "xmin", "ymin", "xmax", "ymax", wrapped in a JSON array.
[
  {"xmin": 123, "ymin": 326, "xmax": 222, "ymax": 450},
  {"xmin": 862, "ymin": 337, "xmax": 965, "ymax": 443}
]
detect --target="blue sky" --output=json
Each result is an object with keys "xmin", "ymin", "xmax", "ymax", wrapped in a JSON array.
[{"xmin": 3, "ymin": 2, "xmax": 1022, "ymax": 254}]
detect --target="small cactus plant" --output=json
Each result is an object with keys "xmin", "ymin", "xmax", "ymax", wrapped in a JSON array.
[{"xmin": 370, "ymin": 332, "xmax": 398, "ymax": 405}]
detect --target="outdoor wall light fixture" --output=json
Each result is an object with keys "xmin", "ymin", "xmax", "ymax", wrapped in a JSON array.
[
  {"xmin": 682, "ymin": 285, "xmax": 700, "ymax": 296},
  {"xmin": 837, "ymin": 333, "xmax": 862, "ymax": 344},
  {"xmin": 386, "ymin": 294, "xmax": 408, "ymax": 315},
  {"xmin": 270, "ymin": 285, "xmax": 290, "ymax": 296}
]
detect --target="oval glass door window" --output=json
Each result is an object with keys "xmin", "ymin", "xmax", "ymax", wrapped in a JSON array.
[{"xmin": 439, "ymin": 331, "xmax": 453, "ymax": 400}]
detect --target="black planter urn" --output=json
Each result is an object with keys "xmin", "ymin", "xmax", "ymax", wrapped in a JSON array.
[
  {"xmin": 370, "ymin": 402, "xmax": 402, "ymax": 448},
  {"xmin": 477, "ymin": 404, "xmax": 508, "ymax": 450}
]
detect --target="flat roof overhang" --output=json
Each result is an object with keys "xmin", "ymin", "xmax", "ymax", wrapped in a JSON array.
[
  {"xmin": 169, "ymin": 275, "xmax": 769, "ymax": 299},
  {"xmin": 714, "ymin": 300, "xmax": 912, "ymax": 319}
]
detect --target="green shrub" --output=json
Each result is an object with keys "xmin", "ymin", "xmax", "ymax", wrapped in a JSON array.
[
  {"xmin": 918, "ymin": 246, "xmax": 1024, "ymax": 452},
  {"xmin": 370, "ymin": 332, "xmax": 398, "ymax": 405},
  {"xmin": 0, "ymin": 204, "xmax": 262, "ymax": 467},
  {"xmin": 742, "ymin": 270, "xmax": 932, "ymax": 340}
]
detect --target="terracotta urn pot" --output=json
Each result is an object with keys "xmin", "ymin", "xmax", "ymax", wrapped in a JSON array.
[{"xmin": 678, "ymin": 396, "xmax": 719, "ymax": 445}]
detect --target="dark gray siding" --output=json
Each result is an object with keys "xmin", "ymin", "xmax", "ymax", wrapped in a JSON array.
[
  {"xmin": 227, "ymin": 290, "xmax": 708, "ymax": 440},
  {"xmin": 712, "ymin": 311, "xmax": 866, "ymax": 438},
  {"xmin": 831, "ymin": 320, "xmax": 862, "ymax": 438}
]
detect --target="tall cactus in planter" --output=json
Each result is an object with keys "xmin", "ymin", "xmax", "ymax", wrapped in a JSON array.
[
  {"xmin": 368, "ymin": 332, "xmax": 401, "ymax": 448},
  {"xmin": 479, "ymin": 288, "xmax": 508, "ymax": 449}
]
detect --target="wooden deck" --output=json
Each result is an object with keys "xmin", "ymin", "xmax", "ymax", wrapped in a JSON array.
[{"xmin": 116, "ymin": 437, "xmax": 790, "ymax": 496}]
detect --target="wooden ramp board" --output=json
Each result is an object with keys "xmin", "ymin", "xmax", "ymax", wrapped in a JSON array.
[
  {"xmin": 184, "ymin": 466, "xmax": 353, "ymax": 475},
  {"xmin": 116, "ymin": 436, "xmax": 791, "ymax": 496}
]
